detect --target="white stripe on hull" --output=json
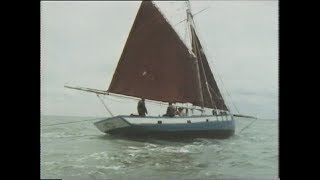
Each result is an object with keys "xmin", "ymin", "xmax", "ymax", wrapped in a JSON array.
[{"xmin": 124, "ymin": 115, "xmax": 233, "ymax": 124}]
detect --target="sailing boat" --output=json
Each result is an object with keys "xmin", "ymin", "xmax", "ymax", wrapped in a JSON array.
[{"xmin": 65, "ymin": 0, "xmax": 253, "ymax": 138}]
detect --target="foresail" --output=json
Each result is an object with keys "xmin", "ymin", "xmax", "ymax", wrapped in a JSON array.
[
  {"xmin": 190, "ymin": 26, "xmax": 229, "ymax": 111},
  {"xmin": 108, "ymin": 1, "xmax": 203, "ymax": 105}
]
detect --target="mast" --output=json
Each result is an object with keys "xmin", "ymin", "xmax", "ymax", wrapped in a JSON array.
[
  {"xmin": 187, "ymin": 0, "xmax": 224, "ymax": 109},
  {"xmin": 192, "ymin": 26, "xmax": 216, "ymax": 110},
  {"xmin": 186, "ymin": 1, "xmax": 204, "ymax": 110}
]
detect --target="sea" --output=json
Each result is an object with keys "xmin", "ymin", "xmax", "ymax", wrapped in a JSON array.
[{"xmin": 40, "ymin": 115, "xmax": 278, "ymax": 180}]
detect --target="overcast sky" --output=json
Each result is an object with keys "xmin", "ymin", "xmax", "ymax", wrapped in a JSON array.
[{"xmin": 41, "ymin": 1, "xmax": 278, "ymax": 119}]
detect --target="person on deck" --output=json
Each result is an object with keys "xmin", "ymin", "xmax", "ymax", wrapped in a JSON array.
[
  {"xmin": 176, "ymin": 107, "xmax": 186, "ymax": 117},
  {"xmin": 137, "ymin": 98, "xmax": 148, "ymax": 117},
  {"xmin": 212, "ymin": 109, "xmax": 216, "ymax": 115},
  {"xmin": 164, "ymin": 102, "xmax": 176, "ymax": 117}
]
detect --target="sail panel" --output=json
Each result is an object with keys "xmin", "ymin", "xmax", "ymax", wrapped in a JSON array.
[
  {"xmin": 190, "ymin": 26, "xmax": 229, "ymax": 111},
  {"xmin": 108, "ymin": 1, "xmax": 203, "ymax": 105}
]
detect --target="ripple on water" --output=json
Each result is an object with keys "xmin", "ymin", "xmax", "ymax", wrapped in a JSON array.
[{"xmin": 41, "ymin": 116, "xmax": 278, "ymax": 179}]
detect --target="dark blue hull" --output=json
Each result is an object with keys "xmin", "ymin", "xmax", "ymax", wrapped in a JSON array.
[{"xmin": 95, "ymin": 115, "xmax": 235, "ymax": 139}]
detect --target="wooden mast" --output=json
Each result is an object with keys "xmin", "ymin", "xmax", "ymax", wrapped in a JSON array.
[
  {"xmin": 186, "ymin": 1, "xmax": 204, "ymax": 111},
  {"xmin": 187, "ymin": 0, "xmax": 216, "ymax": 111}
]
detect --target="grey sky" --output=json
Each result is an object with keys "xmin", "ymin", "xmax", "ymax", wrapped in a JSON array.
[{"xmin": 41, "ymin": 1, "xmax": 278, "ymax": 119}]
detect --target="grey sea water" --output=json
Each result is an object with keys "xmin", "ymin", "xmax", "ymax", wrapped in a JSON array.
[{"xmin": 40, "ymin": 115, "xmax": 278, "ymax": 179}]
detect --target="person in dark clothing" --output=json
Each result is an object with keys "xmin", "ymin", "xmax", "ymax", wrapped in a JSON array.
[
  {"xmin": 212, "ymin": 109, "xmax": 216, "ymax": 115},
  {"xmin": 137, "ymin": 98, "xmax": 148, "ymax": 117},
  {"xmin": 165, "ymin": 102, "xmax": 176, "ymax": 117}
]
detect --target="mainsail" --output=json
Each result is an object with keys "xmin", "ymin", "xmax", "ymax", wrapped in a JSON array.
[
  {"xmin": 108, "ymin": 1, "xmax": 202, "ymax": 105},
  {"xmin": 108, "ymin": 0, "xmax": 228, "ymax": 110}
]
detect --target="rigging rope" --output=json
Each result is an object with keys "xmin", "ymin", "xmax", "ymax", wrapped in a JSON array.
[
  {"xmin": 184, "ymin": 14, "xmax": 189, "ymax": 46},
  {"xmin": 190, "ymin": 21, "xmax": 241, "ymax": 114},
  {"xmin": 174, "ymin": 6, "xmax": 210, "ymax": 27},
  {"xmin": 216, "ymin": 117, "xmax": 258, "ymax": 155},
  {"xmin": 210, "ymin": 64, "xmax": 241, "ymax": 114},
  {"xmin": 238, "ymin": 117, "xmax": 258, "ymax": 134},
  {"xmin": 97, "ymin": 94, "xmax": 114, "ymax": 117},
  {"xmin": 189, "ymin": 17, "xmax": 240, "ymax": 113},
  {"xmin": 178, "ymin": 2, "xmax": 241, "ymax": 114},
  {"xmin": 42, "ymin": 117, "xmax": 103, "ymax": 127},
  {"xmin": 188, "ymin": 9, "xmax": 217, "ymax": 110}
]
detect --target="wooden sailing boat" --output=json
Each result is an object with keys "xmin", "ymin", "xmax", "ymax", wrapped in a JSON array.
[{"xmin": 65, "ymin": 0, "xmax": 254, "ymax": 138}]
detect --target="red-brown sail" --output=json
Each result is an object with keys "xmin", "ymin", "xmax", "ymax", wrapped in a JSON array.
[
  {"xmin": 190, "ymin": 26, "xmax": 229, "ymax": 111},
  {"xmin": 108, "ymin": 1, "xmax": 203, "ymax": 105}
]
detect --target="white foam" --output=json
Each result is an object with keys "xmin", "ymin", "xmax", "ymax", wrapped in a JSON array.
[{"xmin": 96, "ymin": 165, "xmax": 122, "ymax": 170}]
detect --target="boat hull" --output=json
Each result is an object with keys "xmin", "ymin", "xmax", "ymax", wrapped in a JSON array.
[{"xmin": 94, "ymin": 115, "xmax": 235, "ymax": 139}]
